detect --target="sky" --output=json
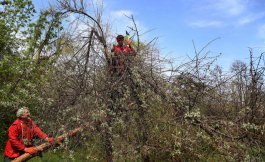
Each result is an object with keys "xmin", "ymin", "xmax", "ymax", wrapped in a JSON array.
[{"xmin": 33, "ymin": 0, "xmax": 265, "ymax": 71}]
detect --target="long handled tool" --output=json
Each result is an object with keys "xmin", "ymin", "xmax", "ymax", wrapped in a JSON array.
[{"xmin": 11, "ymin": 127, "xmax": 83, "ymax": 162}]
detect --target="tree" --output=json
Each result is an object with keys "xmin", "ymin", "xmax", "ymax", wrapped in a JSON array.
[
  {"xmin": 0, "ymin": 0, "xmax": 64, "ymax": 151},
  {"xmin": 2, "ymin": 1, "xmax": 265, "ymax": 161},
  {"xmin": 230, "ymin": 60, "xmax": 248, "ymax": 113}
]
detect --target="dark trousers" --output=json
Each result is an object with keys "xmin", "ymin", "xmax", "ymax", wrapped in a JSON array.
[{"xmin": 3, "ymin": 156, "xmax": 14, "ymax": 162}]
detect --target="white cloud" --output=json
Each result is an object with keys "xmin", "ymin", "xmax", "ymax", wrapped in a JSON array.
[
  {"xmin": 189, "ymin": 20, "xmax": 224, "ymax": 28},
  {"xmin": 189, "ymin": 0, "xmax": 265, "ymax": 28},
  {"xmin": 111, "ymin": 10, "xmax": 134, "ymax": 18},
  {"xmin": 65, "ymin": 13, "xmax": 90, "ymax": 36},
  {"xmin": 109, "ymin": 10, "xmax": 148, "ymax": 40},
  {"xmin": 109, "ymin": 10, "xmax": 134, "ymax": 35},
  {"xmin": 237, "ymin": 12, "xmax": 265, "ymax": 26},
  {"xmin": 258, "ymin": 24, "xmax": 265, "ymax": 40},
  {"xmin": 204, "ymin": 0, "xmax": 247, "ymax": 17}
]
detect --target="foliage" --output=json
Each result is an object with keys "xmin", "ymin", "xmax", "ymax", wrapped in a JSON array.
[
  {"xmin": 0, "ymin": 0, "xmax": 63, "ymax": 151},
  {"xmin": 1, "ymin": 1, "xmax": 265, "ymax": 162},
  {"xmin": 0, "ymin": 0, "xmax": 35, "ymax": 57}
]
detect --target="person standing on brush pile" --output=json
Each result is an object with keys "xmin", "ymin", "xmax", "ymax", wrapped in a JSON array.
[
  {"xmin": 110, "ymin": 34, "xmax": 135, "ymax": 75},
  {"xmin": 3, "ymin": 107, "xmax": 54, "ymax": 162}
]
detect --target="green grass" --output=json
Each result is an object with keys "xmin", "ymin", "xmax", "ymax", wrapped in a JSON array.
[{"xmin": 1, "ymin": 147, "xmax": 103, "ymax": 162}]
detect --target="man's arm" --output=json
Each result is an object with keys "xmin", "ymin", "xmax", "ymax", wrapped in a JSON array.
[
  {"xmin": 125, "ymin": 39, "xmax": 136, "ymax": 55},
  {"xmin": 128, "ymin": 45, "xmax": 136, "ymax": 56},
  {"xmin": 111, "ymin": 45, "xmax": 115, "ymax": 52},
  {"xmin": 32, "ymin": 121, "xmax": 54, "ymax": 143},
  {"xmin": 32, "ymin": 121, "xmax": 48, "ymax": 139}
]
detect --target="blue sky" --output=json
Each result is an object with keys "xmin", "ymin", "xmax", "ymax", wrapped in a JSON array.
[{"xmin": 33, "ymin": 0, "xmax": 265, "ymax": 71}]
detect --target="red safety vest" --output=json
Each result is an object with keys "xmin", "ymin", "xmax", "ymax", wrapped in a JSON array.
[
  {"xmin": 4, "ymin": 118, "xmax": 47, "ymax": 158},
  {"xmin": 113, "ymin": 45, "xmax": 134, "ymax": 55},
  {"xmin": 111, "ymin": 45, "xmax": 134, "ymax": 72}
]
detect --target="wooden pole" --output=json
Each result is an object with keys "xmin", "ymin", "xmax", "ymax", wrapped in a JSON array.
[{"xmin": 11, "ymin": 127, "xmax": 83, "ymax": 162}]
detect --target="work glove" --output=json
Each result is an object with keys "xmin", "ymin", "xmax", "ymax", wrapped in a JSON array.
[
  {"xmin": 45, "ymin": 137, "xmax": 54, "ymax": 143},
  {"xmin": 24, "ymin": 147, "xmax": 37, "ymax": 155},
  {"xmin": 57, "ymin": 136, "xmax": 66, "ymax": 143}
]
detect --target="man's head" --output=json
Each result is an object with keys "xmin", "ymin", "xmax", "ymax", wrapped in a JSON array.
[
  {"xmin": 16, "ymin": 107, "xmax": 30, "ymax": 119},
  {"xmin": 116, "ymin": 35, "xmax": 124, "ymax": 46}
]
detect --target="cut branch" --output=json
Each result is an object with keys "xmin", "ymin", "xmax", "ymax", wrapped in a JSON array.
[{"xmin": 11, "ymin": 127, "xmax": 83, "ymax": 162}]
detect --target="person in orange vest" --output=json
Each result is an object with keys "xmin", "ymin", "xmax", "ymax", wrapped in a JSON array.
[
  {"xmin": 3, "ymin": 107, "xmax": 54, "ymax": 162},
  {"xmin": 110, "ymin": 34, "xmax": 135, "ymax": 75}
]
